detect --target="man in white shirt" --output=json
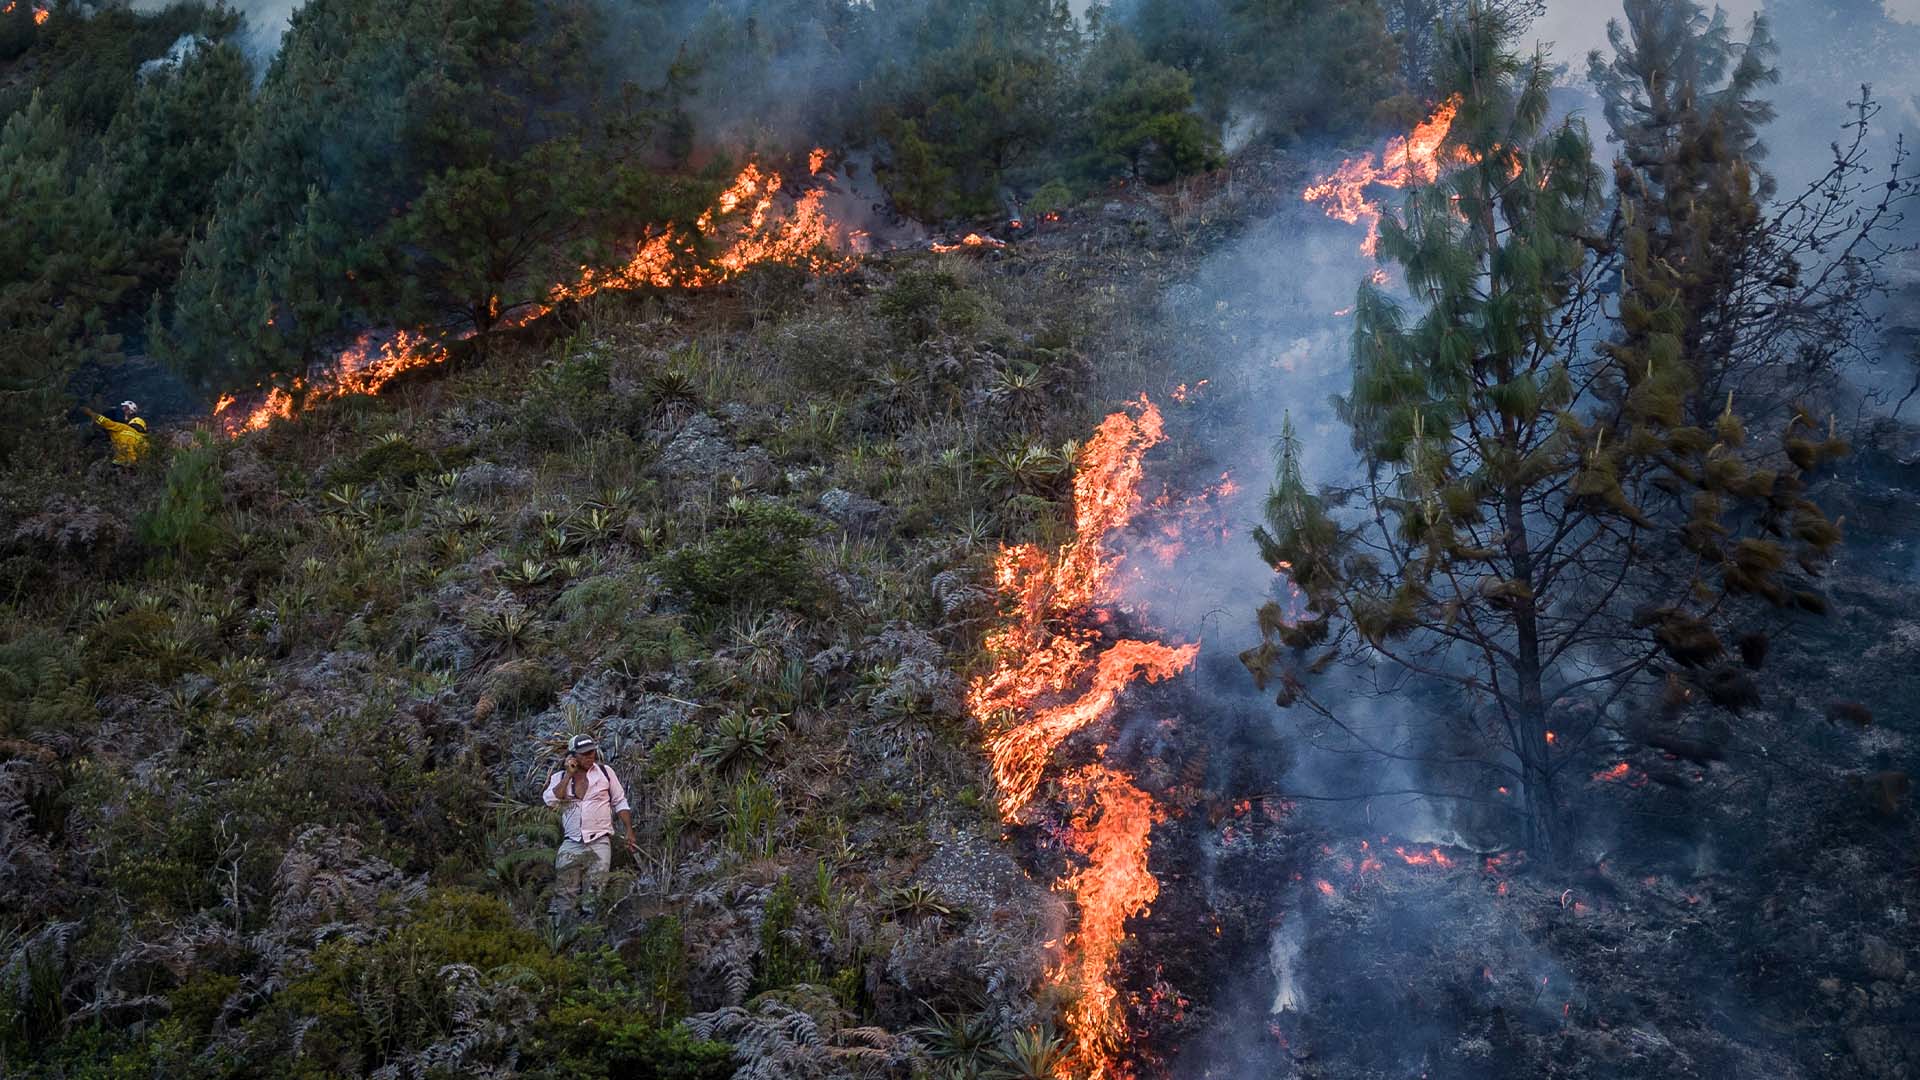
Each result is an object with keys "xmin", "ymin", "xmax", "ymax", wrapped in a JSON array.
[{"xmin": 542, "ymin": 734, "xmax": 637, "ymax": 921}]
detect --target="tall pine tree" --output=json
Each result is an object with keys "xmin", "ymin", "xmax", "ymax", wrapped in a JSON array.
[{"xmin": 1243, "ymin": 6, "xmax": 1842, "ymax": 861}]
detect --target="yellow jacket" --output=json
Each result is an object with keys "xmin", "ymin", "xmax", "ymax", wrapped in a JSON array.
[{"xmin": 91, "ymin": 412, "xmax": 150, "ymax": 464}]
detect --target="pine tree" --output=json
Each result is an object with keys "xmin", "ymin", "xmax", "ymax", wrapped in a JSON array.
[
  {"xmin": 105, "ymin": 39, "xmax": 253, "ymax": 261},
  {"xmin": 1076, "ymin": 29, "xmax": 1221, "ymax": 185},
  {"xmin": 0, "ymin": 92, "xmax": 136, "ymax": 458},
  {"xmin": 1589, "ymin": 0, "xmax": 1779, "ymax": 427},
  {"xmin": 167, "ymin": 0, "xmax": 646, "ymax": 387},
  {"xmin": 1243, "ymin": 7, "xmax": 1842, "ymax": 862}
]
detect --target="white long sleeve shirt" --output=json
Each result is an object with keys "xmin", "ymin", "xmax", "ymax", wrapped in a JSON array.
[{"xmin": 542, "ymin": 763, "xmax": 631, "ymax": 842}]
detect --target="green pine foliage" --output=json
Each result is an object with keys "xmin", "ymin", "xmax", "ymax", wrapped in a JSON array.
[
  {"xmin": 134, "ymin": 435, "xmax": 224, "ymax": 557},
  {"xmin": 1075, "ymin": 30, "xmax": 1222, "ymax": 185},
  {"xmin": 168, "ymin": 0, "xmax": 703, "ymax": 386},
  {"xmin": 1589, "ymin": 0, "xmax": 1780, "ymax": 425},
  {"xmin": 0, "ymin": 93, "xmax": 136, "ymax": 454},
  {"xmin": 1243, "ymin": 4, "xmax": 1842, "ymax": 863},
  {"xmin": 0, "ymin": 0, "xmax": 1404, "ymax": 432},
  {"xmin": 1126, "ymin": 0, "xmax": 1404, "ymax": 139},
  {"xmin": 103, "ymin": 39, "xmax": 253, "ymax": 275}
]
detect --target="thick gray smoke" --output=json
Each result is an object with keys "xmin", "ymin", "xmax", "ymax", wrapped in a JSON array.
[
  {"xmin": 130, "ymin": 0, "xmax": 299, "ymax": 65},
  {"xmin": 1103, "ymin": 2, "xmax": 1920, "ymax": 1075}
]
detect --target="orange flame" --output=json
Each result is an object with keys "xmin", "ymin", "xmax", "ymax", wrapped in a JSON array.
[
  {"xmin": 968, "ymin": 396, "xmax": 1198, "ymax": 1078},
  {"xmin": 931, "ymin": 232, "xmax": 1007, "ymax": 253},
  {"xmin": 1393, "ymin": 845, "xmax": 1455, "ymax": 869},
  {"xmin": 1052, "ymin": 765, "xmax": 1164, "ymax": 1079},
  {"xmin": 1592, "ymin": 761, "xmax": 1648, "ymax": 787},
  {"xmin": 215, "ymin": 155, "xmax": 855, "ymax": 436},
  {"xmin": 1303, "ymin": 96, "xmax": 1461, "ymax": 256},
  {"xmin": 213, "ymin": 329, "xmax": 449, "ymax": 436},
  {"xmin": 548, "ymin": 159, "xmax": 851, "ymax": 303},
  {"xmin": 1168, "ymin": 379, "xmax": 1208, "ymax": 403}
]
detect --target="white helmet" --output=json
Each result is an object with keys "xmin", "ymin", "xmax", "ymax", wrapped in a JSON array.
[{"xmin": 120, "ymin": 400, "xmax": 140, "ymax": 414}]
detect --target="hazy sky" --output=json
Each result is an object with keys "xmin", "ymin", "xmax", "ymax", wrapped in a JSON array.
[
  {"xmin": 1536, "ymin": 0, "xmax": 1758, "ymax": 63},
  {"xmin": 1536, "ymin": 0, "xmax": 1920, "ymax": 66}
]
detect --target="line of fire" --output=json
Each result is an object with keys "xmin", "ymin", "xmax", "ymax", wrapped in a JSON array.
[{"xmin": 22, "ymin": 6, "xmax": 1912, "ymax": 1068}]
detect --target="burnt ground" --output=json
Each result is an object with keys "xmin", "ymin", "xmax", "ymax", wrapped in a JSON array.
[{"xmin": 1103, "ymin": 431, "xmax": 1920, "ymax": 1079}]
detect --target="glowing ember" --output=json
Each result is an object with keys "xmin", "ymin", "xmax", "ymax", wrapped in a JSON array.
[
  {"xmin": 931, "ymin": 232, "xmax": 1007, "ymax": 253},
  {"xmin": 968, "ymin": 396, "xmax": 1198, "ymax": 1078},
  {"xmin": 214, "ymin": 155, "xmax": 855, "ymax": 436},
  {"xmin": 1592, "ymin": 761, "xmax": 1649, "ymax": 788},
  {"xmin": 1169, "ymin": 379, "xmax": 1209, "ymax": 403},
  {"xmin": 1393, "ymin": 845, "xmax": 1456, "ymax": 869},
  {"xmin": 1303, "ymin": 95, "xmax": 1461, "ymax": 255},
  {"xmin": 1142, "ymin": 471, "xmax": 1236, "ymax": 566}
]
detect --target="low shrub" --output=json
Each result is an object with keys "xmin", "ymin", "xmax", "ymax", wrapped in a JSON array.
[
  {"xmin": 326, "ymin": 436, "xmax": 440, "ymax": 488},
  {"xmin": 524, "ymin": 997, "xmax": 734, "ymax": 1080},
  {"xmin": 135, "ymin": 437, "xmax": 224, "ymax": 558},
  {"xmin": 876, "ymin": 268, "xmax": 988, "ymax": 345},
  {"xmin": 655, "ymin": 503, "xmax": 825, "ymax": 617},
  {"xmin": 269, "ymin": 890, "xmax": 570, "ymax": 1076}
]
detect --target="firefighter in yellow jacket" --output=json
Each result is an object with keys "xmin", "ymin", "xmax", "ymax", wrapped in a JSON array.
[{"xmin": 84, "ymin": 400, "xmax": 150, "ymax": 465}]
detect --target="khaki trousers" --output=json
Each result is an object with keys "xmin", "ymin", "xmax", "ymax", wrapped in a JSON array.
[{"xmin": 551, "ymin": 837, "xmax": 611, "ymax": 919}]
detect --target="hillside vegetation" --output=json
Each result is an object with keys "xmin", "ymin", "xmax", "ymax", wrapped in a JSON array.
[
  {"xmin": 6, "ymin": 1, "xmax": 1920, "ymax": 1078},
  {"xmin": 1, "ymin": 184, "xmax": 1251, "ymax": 1074}
]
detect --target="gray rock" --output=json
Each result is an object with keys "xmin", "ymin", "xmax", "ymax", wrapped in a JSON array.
[
  {"xmin": 455, "ymin": 463, "xmax": 533, "ymax": 496},
  {"xmin": 654, "ymin": 414, "xmax": 770, "ymax": 481},
  {"xmin": 818, "ymin": 487, "xmax": 893, "ymax": 535},
  {"xmin": 414, "ymin": 625, "xmax": 476, "ymax": 674}
]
